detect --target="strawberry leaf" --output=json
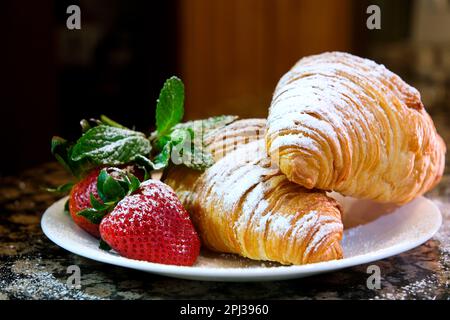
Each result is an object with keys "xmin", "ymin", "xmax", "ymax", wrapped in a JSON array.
[
  {"xmin": 99, "ymin": 239, "xmax": 111, "ymax": 251},
  {"xmin": 77, "ymin": 208, "xmax": 106, "ymax": 224},
  {"xmin": 51, "ymin": 137, "xmax": 83, "ymax": 177},
  {"xmin": 102, "ymin": 174, "xmax": 127, "ymax": 201},
  {"xmin": 89, "ymin": 193, "xmax": 113, "ymax": 211},
  {"xmin": 93, "ymin": 168, "xmax": 143, "ymax": 212},
  {"xmin": 96, "ymin": 169, "xmax": 109, "ymax": 202},
  {"xmin": 128, "ymin": 174, "xmax": 141, "ymax": 194},
  {"xmin": 64, "ymin": 199, "xmax": 70, "ymax": 216},
  {"xmin": 46, "ymin": 182, "xmax": 74, "ymax": 194}
]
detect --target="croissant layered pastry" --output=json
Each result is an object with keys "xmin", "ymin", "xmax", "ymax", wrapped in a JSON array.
[
  {"xmin": 164, "ymin": 119, "xmax": 343, "ymax": 265},
  {"xmin": 266, "ymin": 52, "xmax": 446, "ymax": 204}
]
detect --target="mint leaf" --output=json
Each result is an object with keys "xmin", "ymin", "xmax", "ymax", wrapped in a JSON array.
[
  {"xmin": 77, "ymin": 208, "xmax": 106, "ymax": 224},
  {"xmin": 134, "ymin": 154, "xmax": 165, "ymax": 171},
  {"xmin": 70, "ymin": 125, "xmax": 151, "ymax": 166},
  {"xmin": 149, "ymin": 116, "xmax": 238, "ymax": 172},
  {"xmin": 157, "ymin": 127, "xmax": 214, "ymax": 171},
  {"xmin": 156, "ymin": 76, "xmax": 184, "ymax": 136},
  {"xmin": 174, "ymin": 115, "xmax": 237, "ymax": 136},
  {"xmin": 182, "ymin": 145, "xmax": 214, "ymax": 170},
  {"xmin": 152, "ymin": 142, "xmax": 172, "ymax": 169}
]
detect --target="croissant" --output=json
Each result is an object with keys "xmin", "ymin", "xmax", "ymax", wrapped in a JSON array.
[
  {"xmin": 266, "ymin": 52, "xmax": 446, "ymax": 204},
  {"xmin": 164, "ymin": 119, "xmax": 343, "ymax": 265}
]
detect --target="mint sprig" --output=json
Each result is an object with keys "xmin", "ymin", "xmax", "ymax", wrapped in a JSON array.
[
  {"xmin": 76, "ymin": 168, "xmax": 143, "ymax": 224},
  {"xmin": 71, "ymin": 125, "xmax": 151, "ymax": 166},
  {"xmin": 151, "ymin": 115, "xmax": 237, "ymax": 170},
  {"xmin": 50, "ymin": 76, "xmax": 238, "ymax": 184},
  {"xmin": 156, "ymin": 76, "xmax": 185, "ymax": 137},
  {"xmin": 150, "ymin": 76, "xmax": 237, "ymax": 170}
]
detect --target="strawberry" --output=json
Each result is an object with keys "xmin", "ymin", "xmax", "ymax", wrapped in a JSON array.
[
  {"xmin": 99, "ymin": 180, "xmax": 201, "ymax": 266},
  {"xmin": 69, "ymin": 169, "xmax": 102, "ymax": 237},
  {"xmin": 69, "ymin": 166, "xmax": 145, "ymax": 238}
]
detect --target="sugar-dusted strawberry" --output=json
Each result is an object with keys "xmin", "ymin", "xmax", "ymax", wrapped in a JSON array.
[
  {"xmin": 99, "ymin": 180, "xmax": 201, "ymax": 266},
  {"xmin": 69, "ymin": 169, "xmax": 102, "ymax": 237},
  {"xmin": 69, "ymin": 166, "xmax": 145, "ymax": 238}
]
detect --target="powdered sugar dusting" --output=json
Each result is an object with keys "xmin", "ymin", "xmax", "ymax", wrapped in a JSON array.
[
  {"xmin": 203, "ymin": 140, "xmax": 271, "ymax": 213},
  {"xmin": 266, "ymin": 51, "xmax": 443, "ymax": 203},
  {"xmin": 194, "ymin": 139, "xmax": 343, "ymax": 264}
]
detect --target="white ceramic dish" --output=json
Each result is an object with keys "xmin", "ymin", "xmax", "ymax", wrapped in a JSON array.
[{"xmin": 41, "ymin": 196, "xmax": 441, "ymax": 281}]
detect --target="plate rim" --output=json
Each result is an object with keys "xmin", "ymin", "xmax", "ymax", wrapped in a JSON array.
[{"xmin": 41, "ymin": 197, "xmax": 442, "ymax": 281}]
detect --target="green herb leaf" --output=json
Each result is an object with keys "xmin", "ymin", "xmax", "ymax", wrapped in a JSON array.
[
  {"xmin": 156, "ymin": 76, "xmax": 184, "ymax": 136},
  {"xmin": 174, "ymin": 115, "xmax": 238, "ymax": 137},
  {"xmin": 150, "ymin": 115, "xmax": 237, "ymax": 171},
  {"xmin": 152, "ymin": 142, "xmax": 172, "ymax": 169},
  {"xmin": 182, "ymin": 144, "xmax": 214, "ymax": 170},
  {"xmin": 77, "ymin": 208, "xmax": 106, "ymax": 224},
  {"xmin": 70, "ymin": 125, "xmax": 151, "ymax": 166},
  {"xmin": 99, "ymin": 239, "xmax": 111, "ymax": 251},
  {"xmin": 134, "ymin": 155, "xmax": 163, "ymax": 171}
]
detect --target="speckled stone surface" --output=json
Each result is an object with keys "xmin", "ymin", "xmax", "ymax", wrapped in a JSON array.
[{"xmin": 1, "ymin": 109, "xmax": 450, "ymax": 301}]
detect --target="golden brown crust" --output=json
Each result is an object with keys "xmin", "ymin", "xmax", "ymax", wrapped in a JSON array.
[
  {"xmin": 164, "ymin": 119, "xmax": 343, "ymax": 265},
  {"xmin": 266, "ymin": 51, "xmax": 446, "ymax": 204}
]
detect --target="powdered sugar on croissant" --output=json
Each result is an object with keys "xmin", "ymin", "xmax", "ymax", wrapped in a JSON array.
[
  {"xmin": 164, "ymin": 120, "xmax": 343, "ymax": 265},
  {"xmin": 266, "ymin": 52, "xmax": 446, "ymax": 204},
  {"xmin": 192, "ymin": 140, "xmax": 343, "ymax": 264}
]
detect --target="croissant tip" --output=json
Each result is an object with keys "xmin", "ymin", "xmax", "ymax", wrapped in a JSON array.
[{"xmin": 304, "ymin": 235, "xmax": 343, "ymax": 264}]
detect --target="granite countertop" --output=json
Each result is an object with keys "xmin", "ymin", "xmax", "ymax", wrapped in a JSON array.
[
  {"xmin": 0, "ymin": 162, "xmax": 447, "ymax": 300},
  {"xmin": 1, "ymin": 109, "xmax": 449, "ymax": 300}
]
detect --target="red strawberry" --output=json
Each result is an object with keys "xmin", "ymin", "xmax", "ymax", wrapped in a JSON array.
[
  {"xmin": 99, "ymin": 180, "xmax": 201, "ymax": 266},
  {"xmin": 69, "ymin": 169, "xmax": 102, "ymax": 237},
  {"xmin": 69, "ymin": 166, "xmax": 145, "ymax": 238}
]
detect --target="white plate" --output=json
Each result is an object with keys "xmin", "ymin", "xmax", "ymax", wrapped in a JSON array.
[{"xmin": 41, "ymin": 196, "xmax": 442, "ymax": 281}]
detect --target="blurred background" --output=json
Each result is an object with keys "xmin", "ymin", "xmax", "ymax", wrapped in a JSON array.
[{"xmin": 0, "ymin": 0, "xmax": 449, "ymax": 175}]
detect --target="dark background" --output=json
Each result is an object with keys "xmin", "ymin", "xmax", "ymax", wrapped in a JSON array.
[{"xmin": 0, "ymin": 0, "xmax": 448, "ymax": 175}]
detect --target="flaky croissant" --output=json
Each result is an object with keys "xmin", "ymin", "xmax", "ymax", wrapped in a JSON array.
[
  {"xmin": 266, "ymin": 52, "xmax": 446, "ymax": 204},
  {"xmin": 164, "ymin": 119, "xmax": 343, "ymax": 265}
]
